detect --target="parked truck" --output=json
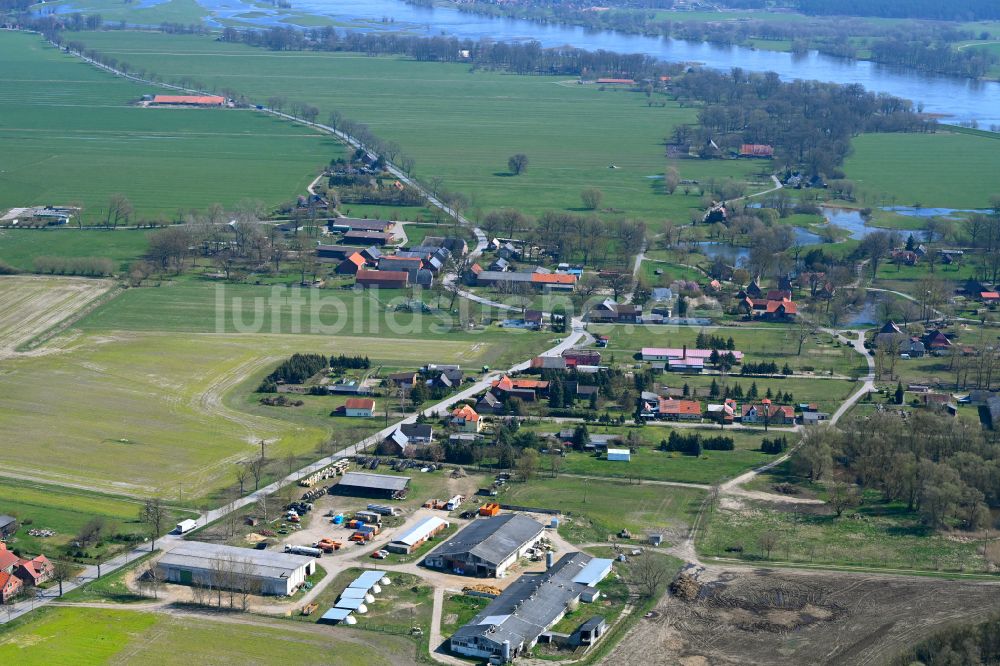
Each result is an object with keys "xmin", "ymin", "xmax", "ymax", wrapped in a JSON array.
[
  {"xmin": 175, "ymin": 519, "xmax": 198, "ymax": 534},
  {"xmin": 285, "ymin": 544, "xmax": 323, "ymax": 557}
]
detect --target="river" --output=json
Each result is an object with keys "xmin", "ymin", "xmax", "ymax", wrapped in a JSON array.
[
  {"xmin": 41, "ymin": 0, "xmax": 1000, "ymax": 125},
  {"xmin": 234, "ymin": 0, "xmax": 1000, "ymax": 126}
]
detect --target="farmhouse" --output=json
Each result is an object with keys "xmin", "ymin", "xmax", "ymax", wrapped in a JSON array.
[
  {"xmin": 333, "ymin": 472, "xmax": 411, "ymax": 499},
  {"xmin": 742, "ymin": 401, "xmax": 795, "ymax": 425},
  {"xmin": 386, "ymin": 516, "xmax": 450, "ymax": 554},
  {"xmin": 344, "ymin": 398, "xmax": 375, "ymax": 417},
  {"xmin": 449, "ymin": 552, "xmax": 613, "ymax": 660},
  {"xmin": 380, "ymin": 422, "xmax": 436, "ymax": 455},
  {"xmin": 0, "ymin": 571, "xmax": 21, "ymax": 603},
  {"xmin": 150, "ymin": 94, "xmax": 225, "ymax": 107},
  {"xmin": 425, "ymin": 513, "xmax": 545, "ymax": 577},
  {"xmin": 0, "ymin": 543, "xmax": 18, "ymax": 573},
  {"xmin": 588, "ymin": 300, "xmax": 640, "ymax": 323},
  {"xmin": 491, "ymin": 375, "xmax": 549, "ymax": 402},
  {"xmin": 640, "ymin": 396, "xmax": 702, "ymax": 421},
  {"xmin": 475, "ymin": 270, "xmax": 576, "ymax": 292},
  {"xmin": 563, "ymin": 350, "xmax": 602, "ymax": 366},
  {"xmin": 157, "ymin": 541, "xmax": 315, "ymax": 596},
  {"xmin": 356, "ymin": 269, "xmax": 409, "ymax": 289},
  {"xmin": 451, "ymin": 404, "xmax": 482, "ymax": 433}
]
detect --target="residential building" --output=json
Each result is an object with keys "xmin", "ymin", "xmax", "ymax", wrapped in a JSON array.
[
  {"xmin": 316, "ymin": 244, "xmax": 356, "ymax": 261},
  {"xmin": 641, "ymin": 347, "xmax": 743, "ymax": 363},
  {"xmin": 742, "ymin": 400, "xmax": 795, "ymax": 425},
  {"xmin": 451, "ymin": 404, "xmax": 482, "ymax": 433},
  {"xmin": 587, "ymin": 300, "xmax": 640, "ymax": 323},
  {"xmin": 0, "ymin": 571, "xmax": 22, "ymax": 603},
  {"xmin": 425, "ymin": 514, "xmax": 545, "ymax": 578},
  {"xmin": 491, "ymin": 375, "xmax": 549, "ymax": 402},
  {"xmin": 344, "ymin": 398, "xmax": 375, "ymax": 417},
  {"xmin": 476, "ymin": 392, "xmax": 504, "ymax": 415},
  {"xmin": 336, "ymin": 218, "xmax": 394, "ymax": 233},
  {"xmin": 14, "ymin": 554, "xmax": 53, "ymax": 587},
  {"xmin": 563, "ymin": 350, "xmax": 602, "ymax": 366}
]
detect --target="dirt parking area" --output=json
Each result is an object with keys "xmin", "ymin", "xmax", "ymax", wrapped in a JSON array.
[{"xmin": 608, "ymin": 566, "xmax": 1000, "ymax": 666}]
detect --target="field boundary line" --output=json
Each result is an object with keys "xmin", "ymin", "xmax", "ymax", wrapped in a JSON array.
[{"xmin": 15, "ymin": 283, "xmax": 123, "ymax": 353}]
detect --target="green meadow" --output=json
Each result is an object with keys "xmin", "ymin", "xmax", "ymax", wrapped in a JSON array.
[
  {"xmin": 0, "ymin": 228, "xmax": 154, "ymax": 271},
  {"xmin": 0, "ymin": 607, "xmax": 414, "ymax": 665},
  {"xmin": 845, "ymin": 131, "xmax": 1000, "ymax": 209},
  {"xmin": 69, "ymin": 30, "xmax": 766, "ymax": 221},
  {"xmin": 0, "ymin": 32, "xmax": 340, "ymax": 218}
]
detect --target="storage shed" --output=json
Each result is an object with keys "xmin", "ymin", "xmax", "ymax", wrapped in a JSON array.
[
  {"xmin": 157, "ymin": 541, "xmax": 315, "ymax": 596},
  {"xmin": 387, "ymin": 516, "xmax": 450, "ymax": 554},
  {"xmin": 606, "ymin": 448, "xmax": 631, "ymax": 462},
  {"xmin": 332, "ymin": 472, "xmax": 411, "ymax": 499}
]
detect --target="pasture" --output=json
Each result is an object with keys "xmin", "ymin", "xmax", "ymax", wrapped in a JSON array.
[
  {"xmin": 502, "ymin": 476, "xmax": 705, "ymax": 544},
  {"xmin": 0, "ymin": 32, "xmax": 341, "ymax": 218},
  {"xmin": 0, "ymin": 228, "xmax": 153, "ymax": 272},
  {"xmin": 68, "ymin": 30, "xmax": 766, "ymax": 221},
  {"xmin": 0, "ymin": 275, "xmax": 112, "ymax": 355},
  {"xmin": 0, "ymin": 478, "xmax": 190, "ymax": 561},
  {"xmin": 844, "ymin": 131, "xmax": 1000, "ymax": 209},
  {"xmin": 0, "ymin": 326, "xmax": 517, "ymax": 499},
  {"xmin": 0, "ymin": 607, "xmax": 416, "ymax": 665}
]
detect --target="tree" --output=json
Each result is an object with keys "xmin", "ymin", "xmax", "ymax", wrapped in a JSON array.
[
  {"xmin": 629, "ymin": 555, "xmax": 672, "ymax": 598},
  {"xmin": 860, "ymin": 230, "xmax": 897, "ymax": 278},
  {"xmin": 664, "ymin": 166, "xmax": 680, "ymax": 195},
  {"xmin": 828, "ymin": 482, "xmax": 859, "ymax": 517},
  {"xmin": 105, "ymin": 193, "xmax": 133, "ymax": 229},
  {"xmin": 248, "ymin": 457, "xmax": 265, "ymax": 490},
  {"xmin": 516, "ymin": 448, "xmax": 539, "ymax": 481},
  {"xmin": 758, "ymin": 530, "xmax": 779, "ymax": 559},
  {"xmin": 51, "ymin": 560, "xmax": 75, "ymax": 597},
  {"xmin": 507, "ymin": 153, "xmax": 529, "ymax": 176},
  {"xmin": 572, "ymin": 424, "xmax": 590, "ymax": 451},
  {"xmin": 139, "ymin": 498, "xmax": 167, "ymax": 551},
  {"xmin": 895, "ymin": 381, "xmax": 905, "ymax": 405},
  {"xmin": 127, "ymin": 260, "xmax": 154, "ymax": 287},
  {"xmin": 792, "ymin": 425, "xmax": 837, "ymax": 481},
  {"xmin": 580, "ymin": 187, "xmax": 603, "ymax": 210}
]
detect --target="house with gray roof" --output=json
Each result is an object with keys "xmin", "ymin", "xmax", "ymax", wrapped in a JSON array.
[
  {"xmin": 425, "ymin": 513, "xmax": 545, "ymax": 577},
  {"xmin": 157, "ymin": 541, "xmax": 316, "ymax": 596},
  {"xmin": 449, "ymin": 552, "xmax": 613, "ymax": 660},
  {"xmin": 332, "ymin": 472, "xmax": 410, "ymax": 499}
]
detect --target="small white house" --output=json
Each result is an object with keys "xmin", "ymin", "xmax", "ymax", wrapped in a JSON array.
[{"xmin": 607, "ymin": 448, "xmax": 631, "ymax": 462}]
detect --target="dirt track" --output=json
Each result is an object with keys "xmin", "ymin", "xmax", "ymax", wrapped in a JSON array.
[{"xmin": 608, "ymin": 566, "xmax": 1000, "ymax": 666}]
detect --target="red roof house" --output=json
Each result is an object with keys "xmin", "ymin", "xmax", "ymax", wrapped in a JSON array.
[
  {"xmin": 335, "ymin": 252, "xmax": 367, "ymax": 275},
  {"xmin": 739, "ymin": 144, "xmax": 774, "ymax": 158},
  {"xmin": 151, "ymin": 95, "xmax": 225, "ymax": 106},
  {"xmin": 0, "ymin": 571, "xmax": 22, "ymax": 603},
  {"xmin": 356, "ymin": 269, "xmax": 409, "ymax": 289},
  {"xmin": 15, "ymin": 554, "xmax": 53, "ymax": 587}
]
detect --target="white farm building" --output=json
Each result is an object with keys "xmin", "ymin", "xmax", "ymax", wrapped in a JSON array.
[{"xmin": 157, "ymin": 541, "xmax": 316, "ymax": 596}]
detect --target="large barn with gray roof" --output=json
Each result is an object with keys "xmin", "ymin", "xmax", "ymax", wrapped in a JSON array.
[
  {"xmin": 424, "ymin": 513, "xmax": 544, "ymax": 577},
  {"xmin": 449, "ymin": 552, "xmax": 613, "ymax": 660}
]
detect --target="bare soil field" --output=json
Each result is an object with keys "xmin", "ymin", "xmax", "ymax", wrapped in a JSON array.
[
  {"xmin": 0, "ymin": 275, "xmax": 112, "ymax": 357},
  {"xmin": 608, "ymin": 566, "xmax": 1000, "ymax": 666}
]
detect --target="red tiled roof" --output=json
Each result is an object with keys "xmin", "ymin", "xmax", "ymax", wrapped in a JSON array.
[
  {"xmin": 739, "ymin": 144, "xmax": 774, "ymax": 157},
  {"xmin": 659, "ymin": 399, "xmax": 702, "ymax": 415},
  {"xmin": 345, "ymin": 252, "xmax": 366, "ymax": 268},
  {"xmin": 982, "ymin": 292, "xmax": 1000, "ymax": 299},
  {"xmin": 345, "ymin": 398, "xmax": 375, "ymax": 410},
  {"xmin": 597, "ymin": 78, "xmax": 635, "ymax": 84},
  {"xmin": 0, "ymin": 547, "xmax": 18, "ymax": 572},
  {"xmin": 452, "ymin": 404, "xmax": 480, "ymax": 422}
]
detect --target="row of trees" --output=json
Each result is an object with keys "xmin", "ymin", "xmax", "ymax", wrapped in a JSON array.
[
  {"xmin": 258, "ymin": 353, "xmax": 329, "ymax": 391},
  {"xmin": 33, "ymin": 256, "xmax": 114, "ymax": 277}
]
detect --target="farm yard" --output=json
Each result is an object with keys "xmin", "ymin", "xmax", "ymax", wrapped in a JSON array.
[{"xmin": 0, "ymin": 32, "xmax": 340, "ymax": 218}]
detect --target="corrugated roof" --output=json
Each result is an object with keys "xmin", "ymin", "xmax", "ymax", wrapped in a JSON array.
[
  {"xmin": 348, "ymin": 569, "xmax": 387, "ymax": 591},
  {"xmin": 338, "ymin": 472, "xmax": 410, "ymax": 491},
  {"xmin": 430, "ymin": 514, "xmax": 544, "ymax": 567},
  {"xmin": 392, "ymin": 516, "xmax": 450, "ymax": 547},
  {"xmin": 571, "ymin": 558, "xmax": 613, "ymax": 586},
  {"xmin": 152, "ymin": 95, "xmax": 225, "ymax": 105},
  {"xmin": 335, "ymin": 597, "xmax": 367, "ymax": 610},
  {"xmin": 321, "ymin": 607, "xmax": 353, "ymax": 621},
  {"xmin": 339, "ymin": 587, "xmax": 370, "ymax": 599},
  {"xmin": 158, "ymin": 541, "xmax": 313, "ymax": 580}
]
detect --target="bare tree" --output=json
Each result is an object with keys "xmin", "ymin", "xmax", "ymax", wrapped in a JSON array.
[
  {"xmin": 629, "ymin": 555, "xmax": 672, "ymax": 598},
  {"xmin": 828, "ymin": 482, "xmax": 859, "ymax": 517},
  {"xmin": 758, "ymin": 530, "xmax": 779, "ymax": 559},
  {"xmin": 507, "ymin": 153, "xmax": 529, "ymax": 176},
  {"xmin": 235, "ymin": 463, "xmax": 249, "ymax": 495},
  {"xmin": 139, "ymin": 498, "xmax": 167, "ymax": 551},
  {"xmin": 106, "ymin": 193, "xmax": 133, "ymax": 229},
  {"xmin": 664, "ymin": 166, "xmax": 680, "ymax": 194},
  {"xmin": 248, "ymin": 457, "xmax": 265, "ymax": 491},
  {"xmin": 51, "ymin": 560, "xmax": 75, "ymax": 597}
]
